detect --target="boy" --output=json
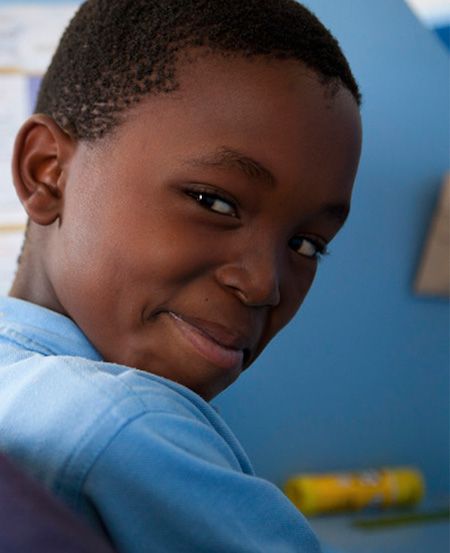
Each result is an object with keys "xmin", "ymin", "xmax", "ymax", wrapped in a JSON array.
[{"xmin": 0, "ymin": 0, "xmax": 362, "ymax": 551}]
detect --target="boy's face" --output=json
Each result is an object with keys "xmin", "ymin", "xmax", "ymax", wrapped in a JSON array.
[{"xmin": 16, "ymin": 55, "xmax": 361, "ymax": 400}]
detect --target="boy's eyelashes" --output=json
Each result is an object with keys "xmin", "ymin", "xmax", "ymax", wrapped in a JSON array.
[
  {"xmin": 288, "ymin": 235, "xmax": 329, "ymax": 261},
  {"xmin": 185, "ymin": 187, "xmax": 239, "ymax": 218},
  {"xmin": 183, "ymin": 185, "xmax": 330, "ymax": 262}
]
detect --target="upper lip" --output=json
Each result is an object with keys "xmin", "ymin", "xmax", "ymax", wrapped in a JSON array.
[{"xmin": 167, "ymin": 311, "xmax": 252, "ymax": 353}]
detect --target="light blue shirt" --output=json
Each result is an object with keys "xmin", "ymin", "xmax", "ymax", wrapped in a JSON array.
[{"xmin": 0, "ymin": 296, "xmax": 320, "ymax": 553}]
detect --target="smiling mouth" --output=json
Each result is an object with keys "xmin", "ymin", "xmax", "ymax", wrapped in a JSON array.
[{"xmin": 166, "ymin": 312, "xmax": 247, "ymax": 372}]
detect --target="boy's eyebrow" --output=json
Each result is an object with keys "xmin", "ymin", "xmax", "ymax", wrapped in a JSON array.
[
  {"xmin": 183, "ymin": 147, "xmax": 350, "ymax": 224},
  {"xmin": 320, "ymin": 203, "xmax": 350, "ymax": 224},
  {"xmin": 183, "ymin": 147, "xmax": 276, "ymax": 187}
]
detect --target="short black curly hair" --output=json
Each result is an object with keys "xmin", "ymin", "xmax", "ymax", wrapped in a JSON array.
[{"xmin": 36, "ymin": 0, "xmax": 361, "ymax": 141}]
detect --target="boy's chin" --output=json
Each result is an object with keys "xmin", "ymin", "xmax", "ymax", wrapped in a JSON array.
[
  {"xmin": 150, "ymin": 356, "xmax": 243, "ymax": 402},
  {"xmin": 102, "ymin": 344, "xmax": 243, "ymax": 402}
]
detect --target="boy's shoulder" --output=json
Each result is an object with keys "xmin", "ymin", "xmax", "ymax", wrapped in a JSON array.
[
  {"xmin": 0, "ymin": 297, "xmax": 251, "ymax": 510},
  {"xmin": 0, "ymin": 340, "xmax": 198, "ymax": 471},
  {"xmin": 0, "ymin": 295, "xmax": 205, "ymax": 420}
]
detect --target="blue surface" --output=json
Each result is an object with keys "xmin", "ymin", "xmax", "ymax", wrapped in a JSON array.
[
  {"xmin": 310, "ymin": 514, "xmax": 449, "ymax": 553},
  {"xmin": 434, "ymin": 24, "xmax": 450, "ymax": 50},
  {"xmin": 0, "ymin": 0, "xmax": 78, "ymax": 3},
  {"xmin": 1, "ymin": 0, "xmax": 448, "ymax": 499}
]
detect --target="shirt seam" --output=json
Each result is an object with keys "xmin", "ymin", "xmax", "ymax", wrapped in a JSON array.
[
  {"xmin": 0, "ymin": 324, "xmax": 54, "ymax": 355},
  {"xmin": 70, "ymin": 361, "xmax": 254, "ymax": 479},
  {"xmin": 61, "ymin": 408, "xmax": 200, "ymax": 510}
]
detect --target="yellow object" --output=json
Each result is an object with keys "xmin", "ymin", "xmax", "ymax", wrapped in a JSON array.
[{"xmin": 284, "ymin": 467, "xmax": 425, "ymax": 516}]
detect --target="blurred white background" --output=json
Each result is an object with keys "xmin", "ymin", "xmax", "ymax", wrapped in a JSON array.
[{"xmin": 406, "ymin": 0, "xmax": 450, "ymax": 24}]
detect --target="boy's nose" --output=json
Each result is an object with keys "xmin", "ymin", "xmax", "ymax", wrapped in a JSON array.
[{"xmin": 214, "ymin": 249, "xmax": 281, "ymax": 308}]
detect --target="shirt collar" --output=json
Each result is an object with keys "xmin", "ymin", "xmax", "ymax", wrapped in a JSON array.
[{"xmin": 0, "ymin": 296, "xmax": 102, "ymax": 361}]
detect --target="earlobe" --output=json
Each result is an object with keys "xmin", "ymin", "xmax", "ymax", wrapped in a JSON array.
[{"xmin": 12, "ymin": 114, "xmax": 75, "ymax": 226}]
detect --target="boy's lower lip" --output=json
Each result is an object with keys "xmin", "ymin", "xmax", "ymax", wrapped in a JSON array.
[{"xmin": 167, "ymin": 312, "xmax": 244, "ymax": 371}]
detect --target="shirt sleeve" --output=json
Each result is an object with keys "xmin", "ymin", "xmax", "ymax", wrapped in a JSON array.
[{"xmin": 82, "ymin": 411, "xmax": 321, "ymax": 553}]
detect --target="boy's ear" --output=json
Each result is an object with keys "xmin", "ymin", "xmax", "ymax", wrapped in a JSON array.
[{"xmin": 12, "ymin": 114, "xmax": 76, "ymax": 226}]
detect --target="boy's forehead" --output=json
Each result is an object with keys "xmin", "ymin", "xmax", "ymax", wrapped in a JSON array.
[
  {"xmin": 174, "ymin": 51, "xmax": 321, "ymax": 97},
  {"xmin": 111, "ymin": 52, "xmax": 360, "ymax": 171},
  {"xmin": 72, "ymin": 70, "xmax": 353, "ymax": 244},
  {"xmin": 82, "ymin": 50, "xmax": 360, "ymax": 214},
  {"xmin": 120, "ymin": 52, "xmax": 351, "ymax": 139}
]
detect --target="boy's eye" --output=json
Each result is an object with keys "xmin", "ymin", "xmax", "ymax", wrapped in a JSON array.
[
  {"xmin": 289, "ymin": 236, "xmax": 328, "ymax": 260},
  {"xmin": 187, "ymin": 190, "xmax": 237, "ymax": 217}
]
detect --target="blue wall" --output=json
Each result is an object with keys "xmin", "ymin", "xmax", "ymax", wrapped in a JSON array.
[
  {"xmin": 434, "ymin": 24, "xmax": 450, "ymax": 50},
  {"xmin": 215, "ymin": 0, "xmax": 449, "ymax": 495},
  {"xmin": 2, "ymin": 0, "xmax": 448, "ymax": 495}
]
